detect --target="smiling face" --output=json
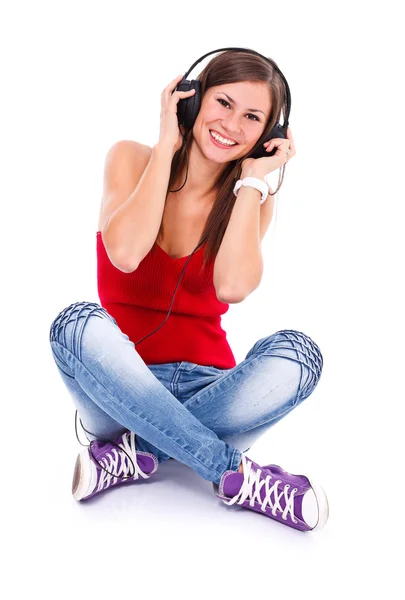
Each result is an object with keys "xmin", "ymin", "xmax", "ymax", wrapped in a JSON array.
[{"xmin": 192, "ymin": 80, "xmax": 272, "ymax": 162}]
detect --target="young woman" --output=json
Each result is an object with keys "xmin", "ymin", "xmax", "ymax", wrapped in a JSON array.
[{"xmin": 49, "ymin": 49, "xmax": 329, "ymax": 532}]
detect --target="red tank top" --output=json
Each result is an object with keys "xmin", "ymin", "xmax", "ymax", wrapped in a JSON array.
[{"xmin": 96, "ymin": 231, "xmax": 236, "ymax": 369}]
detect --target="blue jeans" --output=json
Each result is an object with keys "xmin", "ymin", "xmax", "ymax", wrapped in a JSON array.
[{"xmin": 49, "ymin": 301, "xmax": 323, "ymax": 486}]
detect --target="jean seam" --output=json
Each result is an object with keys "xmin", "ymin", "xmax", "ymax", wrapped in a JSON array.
[
  {"xmin": 50, "ymin": 342, "xmax": 75, "ymax": 378},
  {"xmin": 171, "ymin": 363, "xmax": 183, "ymax": 397},
  {"xmin": 230, "ymin": 447, "xmax": 243, "ymax": 472}
]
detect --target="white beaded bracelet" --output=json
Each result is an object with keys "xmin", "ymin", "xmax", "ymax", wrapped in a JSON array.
[{"xmin": 233, "ymin": 177, "xmax": 269, "ymax": 204}]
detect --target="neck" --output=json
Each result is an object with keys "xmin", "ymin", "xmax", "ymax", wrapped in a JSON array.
[{"xmin": 173, "ymin": 138, "xmax": 228, "ymax": 202}]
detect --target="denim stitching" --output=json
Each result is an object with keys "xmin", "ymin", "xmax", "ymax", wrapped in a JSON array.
[
  {"xmin": 49, "ymin": 301, "xmax": 116, "ymax": 361},
  {"xmin": 261, "ymin": 330, "xmax": 323, "ymax": 402}
]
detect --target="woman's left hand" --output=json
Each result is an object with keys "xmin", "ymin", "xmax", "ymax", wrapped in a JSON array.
[{"xmin": 241, "ymin": 126, "xmax": 296, "ymax": 178}]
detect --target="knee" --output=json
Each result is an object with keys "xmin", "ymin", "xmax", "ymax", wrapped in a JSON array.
[
  {"xmin": 250, "ymin": 328, "xmax": 323, "ymax": 387},
  {"xmin": 276, "ymin": 329, "xmax": 323, "ymax": 380},
  {"xmin": 49, "ymin": 301, "xmax": 115, "ymax": 347},
  {"xmin": 275, "ymin": 330, "xmax": 324, "ymax": 403}
]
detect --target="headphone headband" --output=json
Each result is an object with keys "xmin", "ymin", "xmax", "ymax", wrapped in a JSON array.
[{"xmin": 182, "ymin": 46, "xmax": 291, "ymax": 127}]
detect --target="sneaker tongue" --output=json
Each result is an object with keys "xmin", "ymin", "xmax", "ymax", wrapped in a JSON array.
[
  {"xmin": 222, "ymin": 457, "xmax": 263, "ymax": 497},
  {"xmin": 89, "ymin": 440, "xmax": 126, "ymax": 469},
  {"xmin": 90, "ymin": 440, "xmax": 108, "ymax": 460},
  {"xmin": 89, "ymin": 438, "xmax": 157, "ymax": 478},
  {"xmin": 223, "ymin": 473, "xmax": 245, "ymax": 498},
  {"xmin": 222, "ymin": 457, "xmax": 261, "ymax": 497}
]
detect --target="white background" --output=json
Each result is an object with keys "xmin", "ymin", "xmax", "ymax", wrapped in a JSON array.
[{"xmin": 2, "ymin": 1, "xmax": 403, "ymax": 598}]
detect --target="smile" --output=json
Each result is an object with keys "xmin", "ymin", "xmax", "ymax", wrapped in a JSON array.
[{"xmin": 209, "ymin": 129, "xmax": 238, "ymax": 147}]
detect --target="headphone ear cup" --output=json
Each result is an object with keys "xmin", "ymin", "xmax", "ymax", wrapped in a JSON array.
[
  {"xmin": 177, "ymin": 79, "xmax": 201, "ymax": 129},
  {"xmin": 249, "ymin": 121, "xmax": 288, "ymax": 159}
]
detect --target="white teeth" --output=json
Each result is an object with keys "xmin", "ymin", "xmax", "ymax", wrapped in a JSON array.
[{"xmin": 210, "ymin": 130, "xmax": 236, "ymax": 146}]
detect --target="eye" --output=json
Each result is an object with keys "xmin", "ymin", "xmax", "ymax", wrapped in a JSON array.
[
  {"xmin": 217, "ymin": 98, "xmax": 230, "ymax": 108},
  {"xmin": 216, "ymin": 98, "xmax": 259, "ymax": 122}
]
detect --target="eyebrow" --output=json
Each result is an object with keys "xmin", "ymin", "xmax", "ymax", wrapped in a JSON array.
[{"xmin": 220, "ymin": 93, "xmax": 266, "ymax": 117}]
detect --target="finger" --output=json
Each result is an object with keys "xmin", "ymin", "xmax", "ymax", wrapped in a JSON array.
[
  {"xmin": 162, "ymin": 88, "xmax": 195, "ymax": 108},
  {"xmin": 265, "ymin": 139, "xmax": 283, "ymax": 150},
  {"xmin": 264, "ymin": 138, "xmax": 283, "ymax": 146},
  {"xmin": 169, "ymin": 89, "xmax": 196, "ymax": 102},
  {"xmin": 162, "ymin": 74, "xmax": 185, "ymax": 97},
  {"xmin": 266, "ymin": 142, "xmax": 279, "ymax": 152},
  {"xmin": 266, "ymin": 143, "xmax": 280, "ymax": 153}
]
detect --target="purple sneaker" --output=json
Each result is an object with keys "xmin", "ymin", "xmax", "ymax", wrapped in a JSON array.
[
  {"xmin": 213, "ymin": 454, "xmax": 329, "ymax": 532},
  {"xmin": 72, "ymin": 430, "xmax": 159, "ymax": 501}
]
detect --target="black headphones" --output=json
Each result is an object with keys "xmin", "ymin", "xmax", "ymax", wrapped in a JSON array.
[
  {"xmin": 175, "ymin": 46, "xmax": 291, "ymax": 159},
  {"xmin": 134, "ymin": 47, "xmax": 292, "ymax": 348}
]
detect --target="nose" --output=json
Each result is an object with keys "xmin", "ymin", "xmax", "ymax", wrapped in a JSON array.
[{"xmin": 221, "ymin": 112, "xmax": 242, "ymax": 137}]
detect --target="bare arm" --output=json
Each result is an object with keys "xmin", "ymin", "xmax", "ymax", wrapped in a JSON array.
[
  {"xmin": 101, "ymin": 75, "xmax": 196, "ymax": 272},
  {"xmin": 102, "ymin": 142, "xmax": 175, "ymax": 272}
]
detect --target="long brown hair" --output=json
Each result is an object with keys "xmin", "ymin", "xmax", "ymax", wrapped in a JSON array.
[{"xmin": 157, "ymin": 50, "xmax": 287, "ymax": 271}]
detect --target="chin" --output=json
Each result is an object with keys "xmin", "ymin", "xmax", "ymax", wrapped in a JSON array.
[{"xmin": 207, "ymin": 136, "xmax": 242, "ymax": 163}]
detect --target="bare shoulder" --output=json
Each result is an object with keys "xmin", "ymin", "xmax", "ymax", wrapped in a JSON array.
[
  {"xmin": 105, "ymin": 139, "xmax": 152, "ymax": 166},
  {"xmin": 111, "ymin": 138, "xmax": 152, "ymax": 153},
  {"xmin": 98, "ymin": 140, "xmax": 153, "ymax": 232}
]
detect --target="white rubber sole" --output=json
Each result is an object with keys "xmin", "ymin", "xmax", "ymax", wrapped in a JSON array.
[
  {"xmin": 72, "ymin": 448, "xmax": 97, "ymax": 501},
  {"xmin": 305, "ymin": 477, "xmax": 330, "ymax": 530}
]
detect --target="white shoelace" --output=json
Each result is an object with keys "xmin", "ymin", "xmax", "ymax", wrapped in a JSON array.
[
  {"xmin": 223, "ymin": 455, "xmax": 298, "ymax": 523},
  {"xmin": 97, "ymin": 431, "xmax": 150, "ymax": 492}
]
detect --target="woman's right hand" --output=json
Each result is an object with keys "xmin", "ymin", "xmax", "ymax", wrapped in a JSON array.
[{"xmin": 158, "ymin": 74, "xmax": 196, "ymax": 154}]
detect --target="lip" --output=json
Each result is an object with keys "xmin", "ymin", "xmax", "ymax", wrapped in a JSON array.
[{"xmin": 209, "ymin": 129, "xmax": 239, "ymax": 148}]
